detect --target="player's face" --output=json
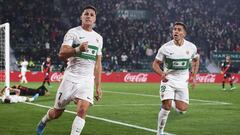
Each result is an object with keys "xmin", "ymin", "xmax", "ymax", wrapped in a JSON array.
[
  {"xmin": 81, "ymin": 9, "xmax": 96, "ymax": 26},
  {"xmin": 47, "ymin": 57, "xmax": 51, "ymax": 62},
  {"xmin": 226, "ymin": 56, "xmax": 230, "ymax": 62},
  {"xmin": 172, "ymin": 25, "xmax": 186, "ymax": 41}
]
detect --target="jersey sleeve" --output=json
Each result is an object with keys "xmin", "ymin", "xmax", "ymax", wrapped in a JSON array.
[
  {"xmin": 62, "ymin": 29, "xmax": 77, "ymax": 46},
  {"xmin": 221, "ymin": 62, "xmax": 225, "ymax": 70},
  {"xmin": 97, "ymin": 36, "xmax": 103, "ymax": 55},
  {"xmin": 155, "ymin": 46, "xmax": 164, "ymax": 61},
  {"xmin": 192, "ymin": 45, "xmax": 198, "ymax": 59}
]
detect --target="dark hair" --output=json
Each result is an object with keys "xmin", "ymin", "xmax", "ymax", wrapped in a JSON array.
[
  {"xmin": 82, "ymin": 5, "xmax": 97, "ymax": 14},
  {"xmin": 174, "ymin": 22, "xmax": 187, "ymax": 32},
  {"xmin": 4, "ymin": 98, "xmax": 11, "ymax": 103}
]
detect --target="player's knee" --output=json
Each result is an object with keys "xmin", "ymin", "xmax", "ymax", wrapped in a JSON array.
[
  {"xmin": 161, "ymin": 101, "xmax": 172, "ymax": 110},
  {"xmin": 49, "ymin": 109, "xmax": 63, "ymax": 119},
  {"xmin": 77, "ymin": 108, "xmax": 88, "ymax": 118},
  {"xmin": 176, "ymin": 105, "xmax": 188, "ymax": 114},
  {"xmin": 162, "ymin": 105, "xmax": 171, "ymax": 110}
]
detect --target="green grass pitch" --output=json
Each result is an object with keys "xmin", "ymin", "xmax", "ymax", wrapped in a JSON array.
[{"xmin": 0, "ymin": 82, "xmax": 240, "ymax": 135}]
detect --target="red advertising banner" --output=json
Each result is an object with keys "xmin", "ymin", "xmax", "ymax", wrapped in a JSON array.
[{"xmin": 0, "ymin": 71, "xmax": 240, "ymax": 83}]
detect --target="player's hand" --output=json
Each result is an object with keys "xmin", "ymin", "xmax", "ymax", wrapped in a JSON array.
[
  {"xmin": 94, "ymin": 88, "xmax": 102, "ymax": 101},
  {"xmin": 189, "ymin": 75, "xmax": 196, "ymax": 90},
  {"xmin": 79, "ymin": 42, "xmax": 88, "ymax": 52},
  {"xmin": 161, "ymin": 72, "xmax": 168, "ymax": 82},
  {"xmin": 220, "ymin": 71, "xmax": 224, "ymax": 74},
  {"xmin": 191, "ymin": 80, "xmax": 196, "ymax": 90}
]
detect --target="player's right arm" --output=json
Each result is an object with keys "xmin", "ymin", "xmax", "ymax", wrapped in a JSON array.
[
  {"xmin": 58, "ymin": 45, "xmax": 76, "ymax": 60},
  {"xmin": 152, "ymin": 47, "xmax": 167, "ymax": 81},
  {"xmin": 59, "ymin": 42, "xmax": 88, "ymax": 60},
  {"xmin": 152, "ymin": 59, "xmax": 167, "ymax": 81},
  {"xmin": 58, "ymin": 30, "xmax": 88, "ymax": 61},
  {"xmin": 41, "ymin": 62, "xmax": 44, "ymax": 72}
]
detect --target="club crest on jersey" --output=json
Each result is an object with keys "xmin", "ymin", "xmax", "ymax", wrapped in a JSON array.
[
  {"xmin": 96, "ymin": 39, "xmax": 99, "ymax": 43},
  {"xmin": 186, "ymin": 51, "xmax": 189, "ymax": 55}
]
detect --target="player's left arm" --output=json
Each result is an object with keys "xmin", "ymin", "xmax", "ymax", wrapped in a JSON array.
[
  {"xmin": 50, "ymin": 63, "xmax": 53, "ymax": 72},
  {"xmin": 191, "ymin": 55, "xmax": 200, "ymax": 78},
  {"xmin": 94, "ymin": 55, "xmax": 102, "ymax": 101},
  {"xmin": 190, "ymin": 54, "xmax": 200, "ymax": 89},
  {"xmin": 41, "ymin": 62, "xmax": 44, "ymax": 72}
]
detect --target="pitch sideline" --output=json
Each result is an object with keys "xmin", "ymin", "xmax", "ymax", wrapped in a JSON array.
[
  {"xmin": 23, "ymin": 102, "xmax": 175, "ymax": 135},
  {"xmin": 104, "ymin": 90, "xmax": 232, "ymax": 105}
]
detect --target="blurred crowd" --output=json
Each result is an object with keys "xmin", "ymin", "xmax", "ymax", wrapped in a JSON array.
[{"xmin": 1, "ymin": 0, "xmax": 239, "ymax": 72}]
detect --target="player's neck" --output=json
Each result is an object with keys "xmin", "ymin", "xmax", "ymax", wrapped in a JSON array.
[
  {"xmin": 174, "ymin": 39, "xmax": 184, "ymax": 46},
  {"xmin": 81, "ymin": 25, "xmax": 93, "ymax": 32}
]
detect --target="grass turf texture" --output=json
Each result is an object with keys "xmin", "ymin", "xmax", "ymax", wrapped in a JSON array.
[{"xmin": 0, "ymin": 82, "xmax": 240, "ymax": 135}]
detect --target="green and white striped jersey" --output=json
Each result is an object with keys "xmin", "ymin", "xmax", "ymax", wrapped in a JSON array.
[
  {"xmin": 62, "ymin": 26, "xmax": 103, "ymax": 83},
  {"xmin": 155, "ymin": 39, "xmax": 198, "ymax": 88}
]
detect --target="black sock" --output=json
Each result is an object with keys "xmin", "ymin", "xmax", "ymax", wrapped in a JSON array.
[
  {"xmin": 42, "ymin": 80, "xmax": 46, "ymax": 85},
  {"xmin": 230, "ymin": 81, "xmax": 233, "ymax": 88}
]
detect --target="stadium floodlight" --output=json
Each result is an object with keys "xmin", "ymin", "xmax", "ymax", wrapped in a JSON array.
[{"xmin": 0, "ymin": 23, "xmax": 10, "ymax": 97}]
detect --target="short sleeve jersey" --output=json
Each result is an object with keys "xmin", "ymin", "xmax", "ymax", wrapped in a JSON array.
[
  {"xmin": 21, "ymin": 61, "xmax": 28, "ymax": 72},
  {"xmin": 155, "ymin": 39, "xmax": 198, "ymax": 88},
  {"xmin": 62, "ymin": 26, "xmax": 103, "ymax": 83},
  {"xmin": 221, "ymin": 61, "xmax": 232, "ymax": 73},
  {"xmin": 42, "ymin": 61, "xmax": 51, "ymax": 73}
]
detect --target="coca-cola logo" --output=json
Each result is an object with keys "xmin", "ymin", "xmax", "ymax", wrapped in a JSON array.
[
  {"xmin": 124, "ymin": 73, "xmax": 148, "ymax": 83},
  {"xmin": 196, "ymin": 74, "xmax": 216, "ymax": 83},
  {"xmin": 50, "ymin": 73, "xmax": 63, "ymax": 82}
]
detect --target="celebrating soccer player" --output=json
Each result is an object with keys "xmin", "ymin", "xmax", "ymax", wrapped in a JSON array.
[
  {"xmin": 36, "ymin": 5, "xmax": 103, "ymax": 135},
  {"xmin": 152, "ymin": 22, "xmax": 200, "ymax": 135}
]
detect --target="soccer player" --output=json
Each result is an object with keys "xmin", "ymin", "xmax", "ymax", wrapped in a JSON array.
[
  {"xmin": 152, "ymin": 22, "xmax": 199, "ymax": 135},
  {"xmin": 16, "ymin": 85, "xmax": 49, "ymax": 96},
  {"xmin": 20, "ymin": 58, "xmax": 28, "ymax": 84},
  {"xmin": 41, "ymin": 56, "xmax": 52, "ymax": 87},
  {"xmin": 221, "ymin": 55, "xmax": 236, "ymax": 90},
  {"xmin": 0, "ymin": 87, "xmax": 39, "ymax": 103},
  {"xmin": 36, "ymin": 5, "xmax": 103, "ymax": 135}
]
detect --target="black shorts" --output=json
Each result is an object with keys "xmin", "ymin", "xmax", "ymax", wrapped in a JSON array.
[{"xmin": 224, "ymin": 73, "xmax": 231, "ymax": 79}]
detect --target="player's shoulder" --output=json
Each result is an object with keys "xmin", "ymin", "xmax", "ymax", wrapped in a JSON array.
[
  {"xmin": 67, "ymin": 26, "xmax": 81, "ymax": 33},
  {"xmin": 160, "ymin": 40, "xmax": 174, "ymax": 50},
  {"xmin": 184, "ymin": 39, "xmax": 197, "ymax": 48},
  {"xmin": 92, "ymin": 30, "xmax": 103, "ymax": 40}
]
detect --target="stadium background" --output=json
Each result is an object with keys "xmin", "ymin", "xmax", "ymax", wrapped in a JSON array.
[
  {"xmin": 1, "ymin": 0, "xmax": 240, "ymax": 135},
  {"xmin": 1, "ymin": 0, "xmax": 240, "ymax": 73}
]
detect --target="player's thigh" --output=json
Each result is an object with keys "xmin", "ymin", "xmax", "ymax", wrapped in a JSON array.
[
  {"xmin": 54, "ymin": 79, "xmax": 75, "ymax": 109},
  {"xmin": 175, "ymin": 100, "xmax": 188, "ymax": 111},
  {"xmin": 74, "ymin": 78, "xmax": 94, "ymax": 105},
  {"xmin": 21, "ymin": 71, "xmax": 26, "ymax": 76},
  {"xmin": 175, "ymin": 87, "xmax": 189, "ymax": 105}
]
